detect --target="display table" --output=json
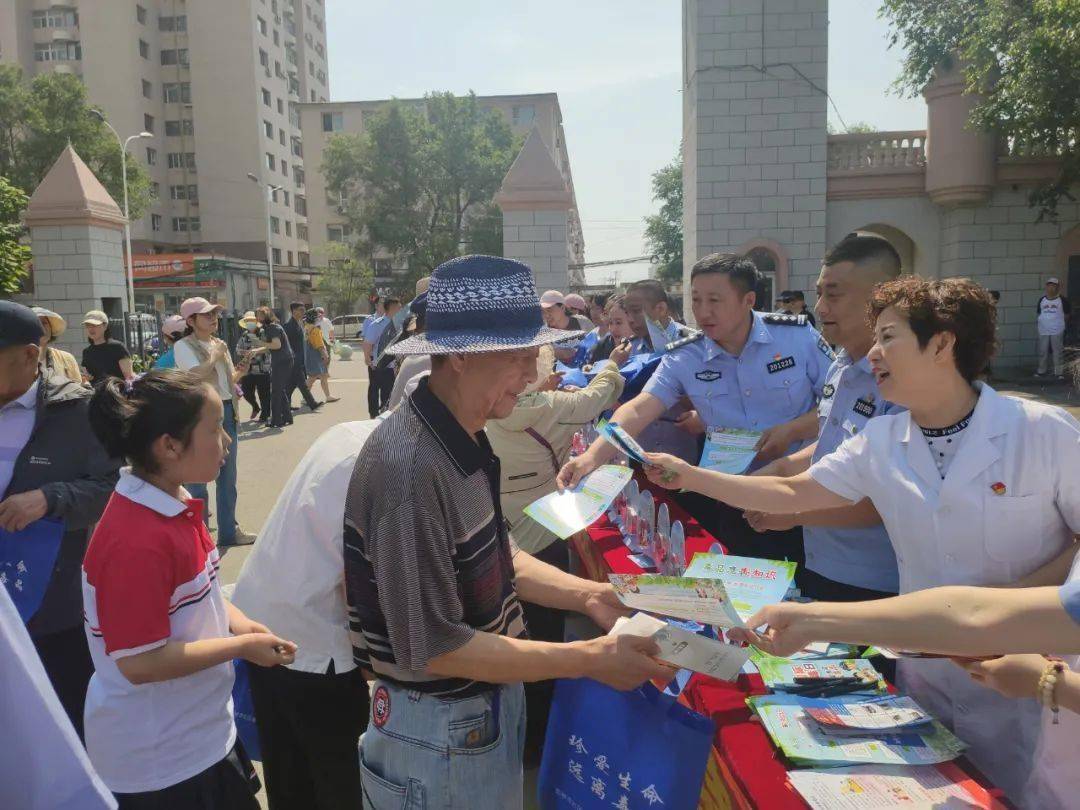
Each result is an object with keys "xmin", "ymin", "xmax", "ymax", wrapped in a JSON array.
[{"xmin": 576, "ymin": 478, "xmax": 1012, "ymax": 810}]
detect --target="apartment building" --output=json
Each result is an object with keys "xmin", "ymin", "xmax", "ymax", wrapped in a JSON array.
[
  {"xmin": 0, "ymin": 0, "xmax": 331, "ymax": 294},
  {"xmin": 298, "ymin": 92, "xmax": 584, "ymax": 290}
]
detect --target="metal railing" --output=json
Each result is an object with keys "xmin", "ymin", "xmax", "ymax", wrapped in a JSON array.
[{"xmin": 827, "ymin": 131, "xmax": 927, "ymax": 171}]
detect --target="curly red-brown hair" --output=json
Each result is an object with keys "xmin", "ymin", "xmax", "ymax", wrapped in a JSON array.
[{"xmin": 868, "ymin": 277, "xmax": 997, "ymax": 383}]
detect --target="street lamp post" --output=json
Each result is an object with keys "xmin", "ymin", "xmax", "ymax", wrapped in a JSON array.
[
  {"xmin": 91, "ymin": 110, "xmax": 152, "ymax": 314},
  {"xmin": 247, "ymin": 173, "xmax": 284, "ymax": 310}
]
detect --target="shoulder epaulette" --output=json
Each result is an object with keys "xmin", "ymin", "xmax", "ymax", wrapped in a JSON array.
[
  {"xmin": 664, "ymin": 331, "xmax": 705, "ymax": 352},
  {"xmin": 762, "ymin": 313, "xmax": 808, "ymax": 327}
]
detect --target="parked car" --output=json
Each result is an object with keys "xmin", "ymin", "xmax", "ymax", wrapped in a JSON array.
[{"xmin": 331, "ymin": 313, "xmax": 370, "ymax": 341}]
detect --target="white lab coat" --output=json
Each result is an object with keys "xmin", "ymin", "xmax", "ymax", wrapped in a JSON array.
[{"xmin": 809, "ymin": 383, "xmax": 1080, "ymax": 802}]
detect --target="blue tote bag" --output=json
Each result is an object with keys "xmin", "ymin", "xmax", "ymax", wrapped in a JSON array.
[
  {"xmin": 0, "ymin": 518, "xmax": 64, "ymax": 623},
  {"xmin": 538, "ymin": 677, "xmax": 715, "ymax": 810},
  {"xmin": 232, "ymin": 660, "xmax": 262, "ymax": 761}
]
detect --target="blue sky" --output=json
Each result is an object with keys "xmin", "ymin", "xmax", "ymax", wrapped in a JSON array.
[{"xmin": 325, "ymin": 0, "xmax": 927, "ymax": 284}]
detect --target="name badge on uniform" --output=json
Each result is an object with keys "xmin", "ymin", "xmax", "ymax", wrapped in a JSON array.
[
  {"xmin": 695, "ymin": 370, "xmax": 722, "ymax": 382},
  {"xmin": 766, "ymin": 355, "xmax": 796, "ymax": 374},
  {"xmin": 852, "ymin": 396, "xmax": 875, "ymax": 418}
]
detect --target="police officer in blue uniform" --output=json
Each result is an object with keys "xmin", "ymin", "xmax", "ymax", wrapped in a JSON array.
[
  {"xmin": 745, "ymin": 235, "xmax": 906, "ymax": 604},
  {"xmin": 559, "ymin": 253, "xmax": 833, "ymax": 567}
]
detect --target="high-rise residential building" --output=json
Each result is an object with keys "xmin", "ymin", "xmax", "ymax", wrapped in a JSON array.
[
  {"xmin": 0, "ymin": 0, "xmax": 330, "ymax": 298},
  {"xmin": 299, "ymin": 92, "xmax": 584, "ymax": 291}
]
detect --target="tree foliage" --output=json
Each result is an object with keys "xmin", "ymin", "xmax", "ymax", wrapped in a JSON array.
[
  {"xmin": 321, "ymin": 92, "xmax": 519, "ymax": 286},
  {"xmin": 880, "ymin": 0, "xmax": 1080, "ymax": 218},
  {"xmin": 316, "ymin": 243, "xmax": 374, "ymax": 317},
  {"xmin": 0, "ymin": 175, "xmax": 31, "ymax": 294},
  {"xmin": 0, "ymin": 66, "xmax": 153, "ymax": 219},
  {"xmin": 643, "ymin": 153, "xmax": 684, "ymax": 283}
]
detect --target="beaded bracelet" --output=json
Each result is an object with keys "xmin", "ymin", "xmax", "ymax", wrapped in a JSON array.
[{"xmin": 1036, "ymin": 657, "xmax": 1066, "ymax": 725}]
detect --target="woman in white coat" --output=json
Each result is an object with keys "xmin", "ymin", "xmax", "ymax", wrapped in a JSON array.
[{"xmin": 644, "ymin": 276, "xmax": 1080, "ymax": 803}]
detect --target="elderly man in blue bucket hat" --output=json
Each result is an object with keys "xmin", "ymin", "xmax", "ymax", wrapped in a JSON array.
[{"xmin": 343, "ymin": 256, "xmax": 674, "ymax": 809}]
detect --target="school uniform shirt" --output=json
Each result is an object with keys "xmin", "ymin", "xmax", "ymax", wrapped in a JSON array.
[
  {"xmin": 231, "ymin": 419, "xmax": 383, "ymax": 675},
  {"xmin": 807, "ymin": 383, "xmax": 1080, "ymax": 801},
  {"xmin": 643, "ymin": 310, "xmax": 833, "ymax": 449},
  {"xmin": 1025, "ymin": 549, "xmax": 1080, "ymax": 810},
  {"xmin": 81, "ymin": 470, "xmax": 235, "ymax": 794},
  {"xmin": 805, "ymin": 351, "xmax": 903, "ymax": 593}
]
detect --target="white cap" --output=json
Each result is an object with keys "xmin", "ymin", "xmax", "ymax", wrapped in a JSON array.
[
  {"xmin": 1047, "ymin": 277, "xmax": 1060, "ymax": 285},
  {"xmin": 539, "ymin": 289, "xmax": 565, "ymax": 308}
]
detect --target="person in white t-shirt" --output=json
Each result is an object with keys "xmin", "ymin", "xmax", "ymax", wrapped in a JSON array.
[
  {"xmin": 316, "ymin": 307, "xmax": 334, "ymax": 367},
  {"xmin": 1036, "ymin": 278, "xmax": 1071, "ymax": 379}
]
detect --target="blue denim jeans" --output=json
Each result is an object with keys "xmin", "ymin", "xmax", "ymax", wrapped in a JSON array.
[
  {"xmin": 187, "ymin": 398, "xmax": 239, "ymax": 543},
  {"xmin": 359, "ymin": 681, "xmax": 526, "ymax": 810}
]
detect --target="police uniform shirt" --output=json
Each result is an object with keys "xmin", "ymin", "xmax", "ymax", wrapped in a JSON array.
[
  {"xmin": 643, "ymin": 310, "xmax": 833, "ymax": 440},
  {"xmin": 805, "ymin": 350, "xmax": 904, "ymax": 593}
]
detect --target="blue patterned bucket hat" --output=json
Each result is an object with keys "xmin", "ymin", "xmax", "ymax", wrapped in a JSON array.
[{"xmin": 387, "ymin": 255, "xmax": 583, "ymax": 355}]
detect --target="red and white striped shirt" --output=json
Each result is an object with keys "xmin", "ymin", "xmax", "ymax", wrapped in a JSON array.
[{"xmin": 81, "ymin": 470, "xmax": 235, "ymax": 794}]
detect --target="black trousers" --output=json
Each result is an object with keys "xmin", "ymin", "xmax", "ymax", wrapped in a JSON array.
[
  {"xmin": 521, "ymin": 541, "xmax": 571, "ymax": 765},
  {"xmin": 115, "ymin": 742, "xmax": 260, "ymax": 810},
  {"xmin": 32, "ymin": 624, "xmax": 94, "ymax": 742},
  {"xmin": 674, "ymin": 491, "xmax": 806, "ymax": 579},
  {"xmin": 366, "ymin": 365, "xmax": 393, "ymax": 417},
  {"xmin": 270, "ymin": 358, "xmax": 294, "ymax": 427},
  {"xmin": 286, "ymin": 357, "xmax": 320, "ymax": 410},
  {"xmin": 248, "ymin": 662, "xmax": 369, "ymax": 810},
  {"xmin": 240, "ymin": 373, "xmax": 271, "ymax": 419}
]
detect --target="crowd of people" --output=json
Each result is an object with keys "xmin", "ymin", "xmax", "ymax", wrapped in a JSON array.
[{"xmin": 1, "ymin": 237, "xmax": 1079, "ymax": 810}]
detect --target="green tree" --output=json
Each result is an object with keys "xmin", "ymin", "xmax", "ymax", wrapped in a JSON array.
[
  {"xmin": 0, "ymin": 66, "xmax": 152, "ymax": 218},
  {"xmin": 880, "ymin": 0, "xmax": 1080, "ymax": 218},
  {"xmin": 316, "ymin": 243, "xmax": 374, "ymax": 317},
  {"xmin": 0, "ymin": 175, "xmax": 31, "ymax": 294},
  {"xmin": 643, "ymin": 153, "xmax": 683, "ymax": 283},
  {"xmin": 322, "ymin": 92, "xmax": 518, "ymax": 285}
]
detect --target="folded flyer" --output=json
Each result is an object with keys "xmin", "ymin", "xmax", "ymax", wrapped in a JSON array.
[
  {"xmin": 523, "ymin": 465, "xmax": 633, "ymax": 539},
  {"xmin": 608, "ymin": 574, "xmax": 744, "ymax": 628},
  {"xmin": 684, "ymin": 552, "xmax": 796, "ymax": 621},
  {"xmin": 788, "ymin": 763, "xmax": 1008, "ymax": 810},
  {"xmin": 699, "ymin": 427, "xmax": 762, "ymax": 474},
  {"xmin": 751, "ymin": 642, "xmax": 866, "ymax": 665},
  {"xmin": 748, "ymin": 694, "xmax": 966, "ymax": 768},
  {"xmin": 756, "ymin": 659, "xmax": 885, "ymax": 695},
  {"xmin": 610, "ymin": 612, "xmax": 749, "ymax": 681},
  {"xmin": 599, "ymin": 421, "xmax": 649, "ymax": 465},
  {"xmin": 804, "ymin": 696, "xmax": 932, "ymax": 735}
]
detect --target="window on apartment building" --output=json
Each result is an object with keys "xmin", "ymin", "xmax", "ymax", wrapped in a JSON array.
[
  {"xmin": 310, "ymin": 90, "xmax": 316, "ymax": 102},
  {"xmin": 298, "ymin": 251, "xmax": 310, "ymax": 268},
  {"xmin": 512, "ymin": 105, "xmax": 535, "ymax": 127},
  {"xmin": 276, "ymin": 98, "xmax": 284, "ymax": 114},
  {"xmin": 164, "ymin": 119, "xmax": 194, "ymax": 136},
  {"xmin": 32, "ymin": 8, "xmax": 78, "ymax": 29},
  {"xmin": 136, "ymin": 5, "xmax": 147, "ymax": 24},
  {"xmin": 273, "ymin": 29, "xmax": 280, "ymax": 46},
  {"xmin": 291, "ymin": 137, "xmax": 302, "ymax": 158},
  {"xmin": 271, "ymin": 0, "xmax": 278, "ymax": 13},
  {"xmin": 373, "ymin": 258, "xmax": 391, "ymax": 274},
  {"xmin": 306, "ymin": 4, "xmax": 312, "ymax": 18},
  {"xmin": 282, "ymin": 190, "xmax": 290, "ymax": 206},
  {"xmin": 265, "ymin": 152, "xmax": 276, "ymax": 170},
  {"xmin": 294, "ymin": 168, "xmax": 305, "ymax": 189},
  {"xmin": 315, "ymin": 42, "xmax": 324, "ymax": 58},
  {"xmin": 272, "ymin": 247, "xmax": 282, "ymax": 264},
  {"xmin": 275, "ymin": 60, "xmax": 284, "ymax": 78},
  {"xmin": 287, "ymin": 250, "xmax": 293, "ymax": 266},
  {"xmin": 151, "ymin": 213, "xmax": 162, "ymax": 231},
  {"xmin": 326, "ymin": 225, "xmax": 343, "ymax": 243},
  {"xmin": 295, "ymin": 195, "xmax": 307, "ymax": 215},
  {"xmin": 321, "ymin": 111, "xmax": 343, "ymax": 132},
  {"xmin": 261, "ymin": 87, "xmax": 272, "ymax": 107},
  {"xmin": 138, "ymin": 39, "xmax": 149, "ymax": 59},
  {"xmin": 270, "ymin": 216, "xmax": 280, "ymax": 234},
  {"xmin": 297, "ymin": 223, "xmax": 308, "ymax": 241},
  {"xmin": 284, "ymin": 220, "xmax": 292, "ymax": 236},
  {"xmin": 257, "ymin": 16, "xmax": 267, "ymax": 35},
  {"xmin": 160, "ymin": 48, "xmax": 189, "ymax": 66},
  {"xmin": 263, "ymin": 120, "xmax": 273, "ymax": 138},
  {"xmin": 281, "ymin": 161, "xmax": 288, "ymax": 177},
  {"xmin": 159, "ymin": 15, "xmax": 187, "ymax": 32},
  {"xmin": 270, "ymin": 188, "xmax": 278, "ymax": 203},
  {"xmin": 308, "ymin": 60, "xmax": 314, "ymax": 76},
  {"xmin": 169, "ymin": 184, "xmax": 199, "ymax": 201},
  {"xmin": 141, "ymin": 79, "xmax": 153, "ymax": 99},
  {"xmin": 163, "ymin": 82, "xmax": 192, "ymax": 104},
  {"xmin": 150, "ymin": 182, "xmax": 160, "ymax": 197},
  {"xmin": 279, "ymin": 128, "xmax": 286, "ymax": 146},
  {"xmin": 34, "ymin": 41, "xmax": 82, "ymax": 61},
  {"xmin": 167, "ymin": 152, "xmax": 196, "ymax": 169},
  {"xmin": 146, "ymin": 147, "xmax": 157, "ymax": 165},
  {"xmin": 172, "ymin": 216, "xmax": 200, "ymax": 232},
  {"xmin": 143, "ymin": 114, "xmax": 155, "ymax": 133}
]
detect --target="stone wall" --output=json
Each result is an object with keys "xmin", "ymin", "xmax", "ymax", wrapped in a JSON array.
[{"xmin": 502, "ymin": 209, "xmax": 570, "ymax": 292}]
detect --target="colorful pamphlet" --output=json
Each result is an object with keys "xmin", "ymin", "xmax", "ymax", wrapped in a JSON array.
[
  {"xmin": 523, "ymin": 465, "xmax": 633, "ymax": 539},
  {"xmin": 599, "ymin": 421, "xmax": 649, "ymax": 465},
  {"xmin": 610, "ymin": 612, "xmax": 750, "ymax": 681},
  {"xmin": 748, "ymin": 694, "xmax": 966, "ymax": 768},
  {"xmin": 608, "ymin": 574, "xmax": 744, "ymax": 628},
  {"xmin": 756, "ymin": 659, "xmax": 886, "ymax": 696},
  {"xmin": 788, "ymin": 763, "xmax": 1008, "ymax": 809},
  {"xmin": 684, "ymin": 552, "xmax": 796, "ymax": 621},
  {"xmin": 804, "ymin": 696, "xmax": 932, "ymax": 736},
  {"xmin": 700, "ymin": 427, "xmax": 762, "ymax": 474}
]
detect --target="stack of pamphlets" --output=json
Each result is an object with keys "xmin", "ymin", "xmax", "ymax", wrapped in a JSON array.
[
  {"xmin": 748, "ymin": 694, "xmax": 966, "ymax": 767},
  {"xmin": 803, "ymin": 696, "xmax": 933, "ymax": 737},
  {"xmin": 788, "ymin": 764, "xmax": 1008, "ymax": 809},
  {"xmin": 756, "ymin": 659, "xmax": 886, "ymax": 697}
]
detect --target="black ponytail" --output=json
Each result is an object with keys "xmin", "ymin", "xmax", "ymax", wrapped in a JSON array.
[{"xmin": 88, "ymin": 370, "xmax": 211, "ymax": 473}]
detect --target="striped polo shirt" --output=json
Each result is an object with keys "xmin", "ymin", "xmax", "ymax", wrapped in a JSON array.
[{"xmin": 344, "ymin": 377, "xmax": 527, "ymax": 697}]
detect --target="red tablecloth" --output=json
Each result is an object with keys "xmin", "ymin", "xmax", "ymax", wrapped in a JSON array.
[{"xmin": 577, "ymin": 482, "xmax": 1011, "ymax": 810}]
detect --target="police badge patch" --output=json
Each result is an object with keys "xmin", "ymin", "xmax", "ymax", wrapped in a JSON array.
[
  {"xmin": 822, "ymin": 383, "xmax": 835, "ymax": 399},
  {"xmin": 695, "ymin": 370, "xmax": 722, "ymax": 382}
]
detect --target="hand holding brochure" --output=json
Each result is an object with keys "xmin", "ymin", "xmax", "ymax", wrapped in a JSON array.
[
  {"xmin": 608, "ymin": 574, "xmax": 744, "ymax": 628},
  {"xmin": 684, "ymin": 552, "xmax": 796, "ymax": 621},
  {"xmin": 524, "ymin": 465, "xmax": 633, "ymax": 539},
  {"xmin": 610, "ymin": 612, "xmax": 750, "ymax": 681},
  {"xmin": 700, "ymin": 427, "xmax": 762, "ymax": 474}
]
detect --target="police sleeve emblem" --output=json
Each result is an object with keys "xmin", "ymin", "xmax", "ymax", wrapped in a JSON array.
[{"xmin": 817, "ymin": 336, "xmax": 836, "ymax": 361}]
